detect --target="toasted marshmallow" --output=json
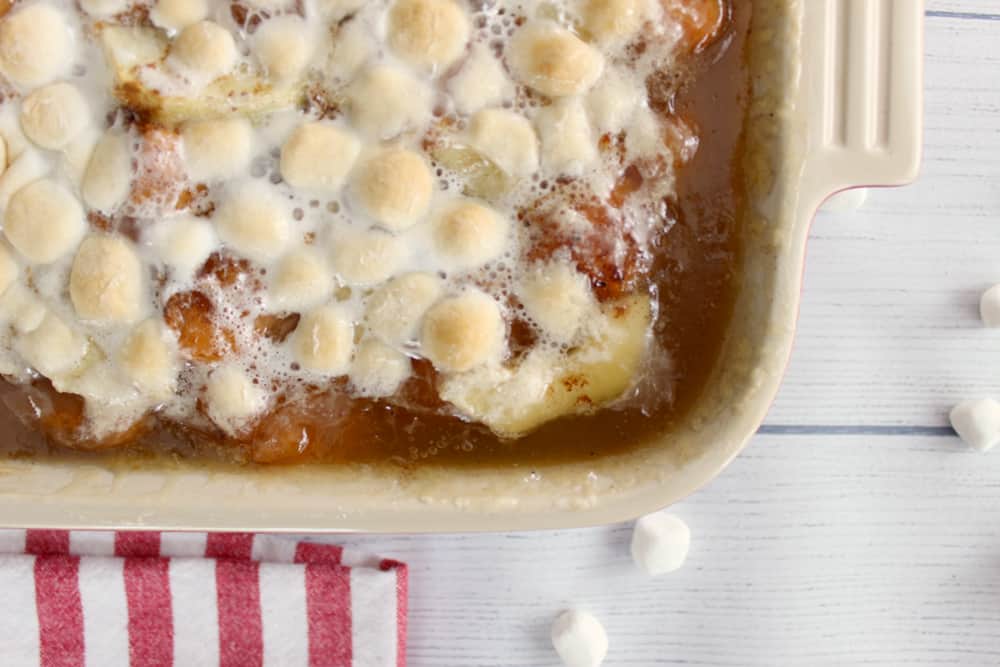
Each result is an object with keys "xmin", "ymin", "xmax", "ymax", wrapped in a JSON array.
[
  {"xmin": 508, "ymin": 22, "xmax": 604, "ymax": 98},
  {"xmin": 0, "ymin": 149, "xmax": 47, "ymax": 210},
  {"xmin": 421, "ymin": 290, "xmax": 503, "ymax": 372},
  {"xmin": 170, "ymin": 21, "xmax": 237, "ymax": 81},
  {"xmin": 152, "ymin": 215, "xmax": 218, "ymax": 278},
  {"xmin": 69, "ymin": 235, "xmax": 146, "ymax": 325},
  {"xmin": 347, "ymin": 65, "xmax": 432, "ymax": 140},
  {"xmin": 253, "ymin": 16, "xmax": 315, "ymax": 82},
  {"xmin": 630, "ymin": 511, "xmax": 691, "ymax": 575},
  {"xmin": 0, "ymin": 4, "xmax": 73, "ymax": 88},
  {"xmin": 351, "ymin": 339, "xmax": 410, "ymax": 397},
  {"xmin": 468, "ymin": 109, "xmax": 539, "ymax": 178},
  {"xmin": 204, "ymin": 364, "xmax": 267, "ymax": 434},
  {"xmin": 82, "ymin": 130, "xmax": 132, "ymax": 212},
  {"xmin": 5, "ymin": 179, "xmax": 85, "ymax": 264},
  {"xmin": 270, "ymin": 247, "xmax": 334, "ymax": 311},
  {"xmin": 291, "ymin": 305, "xmax": 354, "ymax": 374},
  {"xmin": 280, "ymin": 122, "xmax": 360, "ymax": 192},
  {"xmin": 351, "ymin": 148, "xmax": 433, "ymax": 231},
  {"xmin": 15, "ymin": 312, "xmax": 88, "ymax": 378},
  {"xmin": 214, "ymin": 184, "xmax": 291, "ymax": 263},
  {"xmin": 519, "ymin": 262, "xmax": 594, "ymax": 344},
  {"xmin": 429, "ymin": 199, "xmax": 508, "ymax": 270},
  {"xmin": 535, "ymin": 98, "xmax": 597, "ymax": 176},
  {"xmin": 151, "ymin": 0, "xmax": 209, "ymax": 31},
  {"xmin": 20, "ymin": 83, "xmax": 90, "ymax": 150},
  {"xmin": 386, "ymin": 0, "xmax": 469, "ymax": 70},
  {"xmin": 581, "ymin": 0, "xmax": 647, "ymax": 44},
  {"xmin": 181, "ymin": 118, "xmax": 253, "ymax": 182},
  {"xmin": 365, "ymin": 272, "xmax": 443, "ymax": 344},
  {"xmin": 119, "ymin": 319, "xmax": 178, "ymax": 399},
  {"xmin": 330, "ymin": 228, "xmax": 407, "ymax": 285}
]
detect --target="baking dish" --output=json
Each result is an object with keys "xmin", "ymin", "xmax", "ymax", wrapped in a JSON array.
[{"xmin": 0, "ymin": 0, "xmax": 923, "ymax": 532}]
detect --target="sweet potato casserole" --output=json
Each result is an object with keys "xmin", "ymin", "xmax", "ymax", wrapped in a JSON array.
[{"xmin": 0, "ymin": 0, "xmax": 750, "ymax": 465}]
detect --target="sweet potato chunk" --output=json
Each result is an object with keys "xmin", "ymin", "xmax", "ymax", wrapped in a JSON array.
[
  {"xmin": 522, "ymin": 194, "xmax": 641, "ymax": 302},
  {"xmin": 16, "ymin": 380, "xmax": 149, "ymax": 451},
  {"xmin": 662, "ymin": 0, "xmax": 725, "ymax": 53},
  {"xmin": 164, "ymin": 290, "xmax": 237, "ymax": 362}
]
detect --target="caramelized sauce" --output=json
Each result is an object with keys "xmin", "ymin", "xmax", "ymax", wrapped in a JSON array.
[{"xmin": 0, "ymin": 1, "xmax": 752, "ymax": 469}]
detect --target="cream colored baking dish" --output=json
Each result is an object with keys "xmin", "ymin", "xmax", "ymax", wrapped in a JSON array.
[{"xmin": 0, "ymin": 0, "xmax": 923, "ymax": 532}]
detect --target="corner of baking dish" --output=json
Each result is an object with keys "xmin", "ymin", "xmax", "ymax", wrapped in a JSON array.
[{"xmin": 0, "ymin": 0, "xmax": 923, "ymax": 532}]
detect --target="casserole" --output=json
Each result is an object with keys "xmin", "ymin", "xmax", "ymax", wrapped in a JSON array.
[{"xmin": 0, "ymin": 0, "xmax": 923, "ymax": 532}]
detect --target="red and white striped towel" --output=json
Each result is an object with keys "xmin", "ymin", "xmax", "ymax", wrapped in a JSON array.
[{"xmin": 0, "ymin": 530, "xmax": 406, "ymax": 667}]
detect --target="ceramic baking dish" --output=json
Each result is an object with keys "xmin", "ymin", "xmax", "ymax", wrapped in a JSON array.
[{"xmin": 0, "ymin": 0, "xmax": 923, "ymax": 533}]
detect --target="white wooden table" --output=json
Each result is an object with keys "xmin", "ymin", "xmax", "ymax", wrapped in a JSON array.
[{"xmin": 344, "ymin": 4, "xmax": 1000, "ymax": 664}]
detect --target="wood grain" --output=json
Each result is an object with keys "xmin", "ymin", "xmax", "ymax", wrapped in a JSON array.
[
  {"xmin": 322, "ymin": 6, "xmax": 1000, "ymax": 665},
  {"xmin": 344, "ymin": 436, "xmax": 1000, "ymax": 666},
  {"xmin": 770, "ymin": 3, "xmax": 1000, "ymax": 427}
]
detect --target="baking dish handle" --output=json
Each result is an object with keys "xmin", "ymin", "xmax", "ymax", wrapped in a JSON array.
[{"xmin": 799, "ymin": 0, "xmax": 924, "ymax": 202}]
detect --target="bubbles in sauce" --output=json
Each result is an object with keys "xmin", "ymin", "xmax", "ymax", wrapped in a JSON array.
[{"xmin": 0, "ymin": 0, "xmax": 749, "ymax": 468}]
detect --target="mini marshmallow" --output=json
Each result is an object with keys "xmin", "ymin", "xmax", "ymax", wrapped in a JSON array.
[
  {"xmin": 979, "ymin": 284, "xmax": 1000, "ymax": 328},
  {"xmin": 581, "ymin": 0, "xmax": 645, "ymax": 43},
  {"xmin": 171, "ymin": 21, "xmax": 237, "ymax": 81},
  {"xmin": 508, "ymin": 22, "xmax": 604, "ymax": 98},
  {"xmin": 949, "ymin": 398, "xmax": 1000, "ymax": 452},
  {"xmin": 253, "ymin": 16, "xmax": 314, "ymax": 82},
  {"xmin": 151, "ymin": 0, "xmax": 208, "ymax": 31},
  {"xmin": 421, "ymin": 290, "xmax": 503, "ymax": 372},
  {"xmin": 550, "ymin": 609, "xmax": 608, "ymax": 667},
  {"xmin": 630, "ymin": 511, "xmax": 691, "ymax": 575},
  {"xmin": 386, "ymin": 0, "xmax": 469, "ymax": 70},
  {"xmin": 820, "ymin": 188, "xmax": 868, "ymax": 213},
  {"xmin": 0, "ymin": 4, "xmax": 73, "ymax": 88}
]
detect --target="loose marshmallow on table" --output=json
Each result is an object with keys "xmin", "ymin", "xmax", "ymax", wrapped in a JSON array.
[
  {"xmin": 819, "ymin": 187, "xmax": 868, "ymax": 212},
  {"xmin": 979, "ymin": 284, "xmax": 1000, "ymax": 327},
  {"xmin": 550, "ymin": 609, "xmax": 608, "ymax": 667},
  {"xmin": 949, "ymin": 398, "xmax": 1000, "ymax": 452},
  {"xmin": 630, "ymin": 511, "xmax": 691, "ymax": 575}
]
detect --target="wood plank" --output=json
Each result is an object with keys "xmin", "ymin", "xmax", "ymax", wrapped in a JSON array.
[
  {"xmin": 767, "ymin": 6, "xmax": 1000, "ymax": 426},
  {"xmin": 342, "ymin": 434, "xmax": 1000, "ymax": 666}
]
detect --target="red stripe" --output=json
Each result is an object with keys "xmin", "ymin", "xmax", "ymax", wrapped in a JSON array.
[
  {"xmin": 123, "ymin": 557, "xmax": 174, "ymax": 667},
  {"xmin": 294, "ymin": 542, "xmax": 344, "ymax": 565},
  {"xmin": 34, "ymin": 555, "xmax": 85, "ymax": 667},
  {"xmin": 381, "ymin": 559, "xmax": 408, "ymax": 667},
  {"xmin": 206, "ymin": 533, "xmax": 255, "ymax": 560},
  {"xmin": 26, "ymin": 530, "xmax": 70, "ymax": 555},
  {"xmin": 305, "ymin": 563, "xmax": 352, "ymax": 667},
  {"xmin": 216, "ymin": 559, "xmax": 263, "ymax": 667},
  {"xmin": 115, "ymin": 531, "xmax": 161, "ymax": 558}
]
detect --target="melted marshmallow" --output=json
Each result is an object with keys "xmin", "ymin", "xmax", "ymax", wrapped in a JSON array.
[{"xmin": 0, "ymin": 0, "xmax": 695, "ymax": 442}]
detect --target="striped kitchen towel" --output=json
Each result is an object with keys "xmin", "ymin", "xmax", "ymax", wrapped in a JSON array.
[{"xmin": 0, "ymin": 530, "xmax": 407, "ymax": 667}]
